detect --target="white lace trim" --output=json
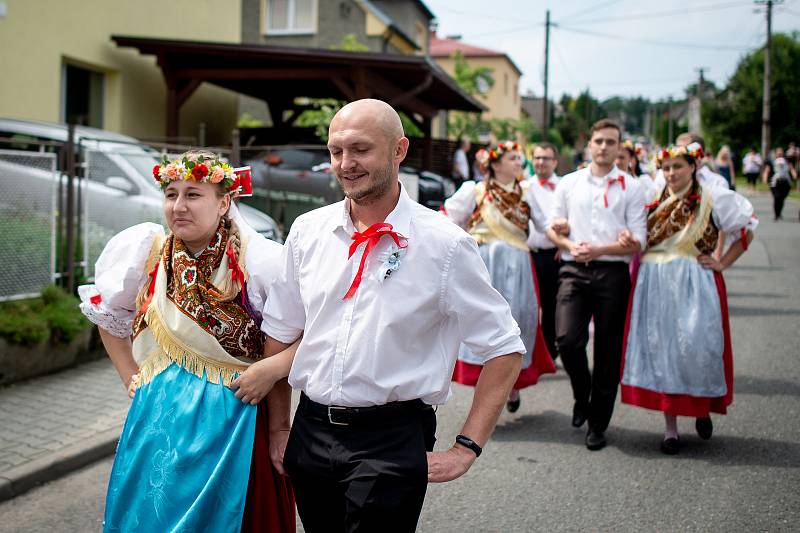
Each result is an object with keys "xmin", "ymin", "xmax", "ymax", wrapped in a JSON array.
[{"xmin": 79, "ymin": 302, "xmax": 133, "ymax": 338}]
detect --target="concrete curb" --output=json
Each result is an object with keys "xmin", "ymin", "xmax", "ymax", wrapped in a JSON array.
[{"xmin": 0, "ymin": 425, "xmax": 122, "ymax": 503}]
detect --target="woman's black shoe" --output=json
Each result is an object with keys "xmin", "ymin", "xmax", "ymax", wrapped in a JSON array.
[
  {"xmin": 695, "ymin": 417, "xmax": 713, "ymax": 440},
  {"xmin": 506, "ymin": 398, "xmax": 521, "ymax": 413},
  {"xmin": 660, "ymin": 437, "xmax": 680, "ymax": 455}
]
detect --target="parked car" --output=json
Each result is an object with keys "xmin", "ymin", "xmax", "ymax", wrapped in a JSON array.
[
  {"xmin": 0, "ymin": 118, "xmax": 283, "ymax": 278},
  {"xmin": 245, "ymin": 147, "xmax": 454, "ymax": 228},
  {"xmin": 244, "ymin": 147, "xmax": 342, "ymax": 231}
]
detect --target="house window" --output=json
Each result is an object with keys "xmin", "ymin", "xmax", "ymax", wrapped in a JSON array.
[
  {"xmin": 62, "ymin": 64, "xmax": 104, "ymax": 128},
  {"xmin": 266, "ymin": 0, "xmax": 316, "ymax": 34}
]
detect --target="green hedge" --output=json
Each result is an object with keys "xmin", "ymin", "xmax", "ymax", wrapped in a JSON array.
[{"xmin": 0, "ymin": 285, "xmax": 90, "ymax": 346}]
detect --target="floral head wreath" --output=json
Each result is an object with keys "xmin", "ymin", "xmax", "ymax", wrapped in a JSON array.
[
  {"xmin": 152, "ymin": 155, "xmax": 252, "ymax": 197},
  {"xmin": 655, "ymin": 142, "xmax": 704, "ymax": 168},
  {"xmin": 475, "ymin": 141, "xmax": 520, "ymax": 173},
  {"xmin": 622, "ymin": 139, "xmax": 643, "ymax": 156}
]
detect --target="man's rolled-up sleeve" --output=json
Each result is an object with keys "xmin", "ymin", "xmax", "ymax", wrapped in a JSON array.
[
  {"xmin": 441, "ymin": 237, "xmax": 526, "ymax": 363},
  {"xmin": 262, "ymin": 229, "xmax": 305, "ymax": 343}
]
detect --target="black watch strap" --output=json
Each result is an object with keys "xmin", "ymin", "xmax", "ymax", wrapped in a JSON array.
[{"xmin": 455, "ymin": 434, "xmax": 482, "ymax": 458}]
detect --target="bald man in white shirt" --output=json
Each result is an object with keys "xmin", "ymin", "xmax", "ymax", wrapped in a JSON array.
[{"xmin": 236, "ymin": 99, "xmax": 524, "ymax": 532}]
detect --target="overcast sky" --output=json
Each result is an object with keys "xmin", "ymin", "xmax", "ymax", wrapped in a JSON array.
[{"xmin": 425, "ymin": 0, "xmax": 800, "ymax": 102}]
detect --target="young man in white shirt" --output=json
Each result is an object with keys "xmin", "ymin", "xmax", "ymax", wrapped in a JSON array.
[
  {"xmin": 546, "ymin": 119, "xmax": 647, "ymax": 451},
  {"xmin": 526, "ymin": 142, "xmax": 561, "ymax": 361},
  {"xmin": 235, "ymin": 99, "xmax": 525, "ymax": 532},
  {"xmin": 453, "ymin": 138, "xmax": 471, "ymax": 184}
]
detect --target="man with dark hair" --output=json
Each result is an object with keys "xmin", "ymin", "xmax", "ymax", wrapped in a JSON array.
[
  {"xmin": 453, "ymin": 138, "xmax": 472, "ymax": 185},
  {"xmin": 526, "ymin": 142, "xmax": 561, "ymax": 361},
  {"xmin": 546, "ymin": 119, "xmax": 647, "ymax": 451}
]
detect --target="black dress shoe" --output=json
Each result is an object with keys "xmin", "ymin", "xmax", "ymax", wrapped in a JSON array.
[
  {"xmin": 585, "ymin": 429, "xmax": 606, "ymax": 451},
  {"xmin": 660, "ymin": 437, "xmax": 680, "ymax": 455},
  {"xmin": 695, "ymin": 417, "xmax": 713, "ymax": 440},
  {"xmin": 571, "ymin": 406, "xmax": 588, "ymax": 428},
  {"xmin": 506, "ymin": 398, "xmax": 521, "ymax": 413}
]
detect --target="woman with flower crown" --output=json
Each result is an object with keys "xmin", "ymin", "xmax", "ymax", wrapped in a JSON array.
[
  {"xmin": 620, "ymin": 143, "xmax": 757, "ymax": 455},
  {"xmin": 78, "ymin": 151, "xmax": 296, "ymax": 532},
  {"xmin": 443, "ymin": 141, "xmax": 556, "ymax": 413}
]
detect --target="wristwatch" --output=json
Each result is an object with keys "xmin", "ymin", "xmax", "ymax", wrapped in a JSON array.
[{"xmin": 455, "ymin": 434, "xmax": 482, "ymax": 458}]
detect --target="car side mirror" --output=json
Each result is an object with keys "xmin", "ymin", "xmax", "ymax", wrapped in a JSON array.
[
  {"xmin": 105, "ymin": 176, "xmax": 137, "ymax": 195},
  {"xmin": 265, "ymin": 154, "xmax": 283, "ymax": 166}
]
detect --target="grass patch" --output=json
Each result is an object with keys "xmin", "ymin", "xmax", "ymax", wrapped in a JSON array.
[
  {"xmin": 735, "ymin": 177, "xmax": 800, "ymax": 200},
  {"xmin": 0, "ymin": 285, "xmax": 90, "ymax": 346}
]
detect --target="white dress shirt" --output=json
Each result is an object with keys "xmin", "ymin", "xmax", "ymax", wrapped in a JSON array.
[
  {"xmin": 548, "ymin": 166, "xmax": 647, "ymax": 263},
  {"xmin": 525, "ymin": 174, "xmax": 561, "ymax": 251},
  {"xmin": 262, "ymin": 185, "xmax": 525, "ymax": 407}
]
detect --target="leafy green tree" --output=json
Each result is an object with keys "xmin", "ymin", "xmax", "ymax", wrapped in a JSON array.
[
  {"xmin": 703, "ymin": 32, "xmax": 800, "ymax": 154},
  {"xmin": 331, "ymin": 34, "xmax": 370, "ymax": 52},
  {"xmin": 448, "ymin": 51, "xmax": 494, "ymax": 141}
]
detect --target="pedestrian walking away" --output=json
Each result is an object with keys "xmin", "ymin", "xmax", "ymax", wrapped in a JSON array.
[
  {"xmin": 235, "ymin": 98, "xmax": 526, "ymax": 533},
  {"xmin": 763, "ymin": 147, "xmax": 797, "ymax": 220},
  {"xmin": 78, "ymin": 152, "xmax": 296, "ymax": 532},
  {"xmin": 620, "ymin": 142, "xmax": 757, "ymax": 455},
  {"xmin": 742, "ymin": 148, "xmax": 763, "ymax": 189},
  {"xmin": 546, "ymin": 119, "xmax": 647, "ymax": 451},
  {"xmin": 444, "ymin": 141, "xmax": 556, "ymax": 414},
  {"xmin": 452, "ymin": 138, "xmax": 472, "ymax": 185}
]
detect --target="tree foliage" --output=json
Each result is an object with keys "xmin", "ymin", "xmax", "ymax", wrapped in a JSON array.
[
  {"xmin": 448, "ymin": 51, "xmax": 494, "ymax": 141},
  {"xmin": 703, "ymin": 32, "xmax": 800, "ymax": 154}
]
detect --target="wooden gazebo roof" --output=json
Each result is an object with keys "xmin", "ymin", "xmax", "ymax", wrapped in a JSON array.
[{"xmin": 112, "ymin": 35, "xmax": 485, "ymax": 140}]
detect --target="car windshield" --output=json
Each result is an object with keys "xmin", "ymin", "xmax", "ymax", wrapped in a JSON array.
[{"xmin": 115, "ymin": 149, "xmax": 162, "ymax": 191}]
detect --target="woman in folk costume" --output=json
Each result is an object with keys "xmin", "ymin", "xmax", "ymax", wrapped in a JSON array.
[
  {"xmin": 620, "ymin": 143, "xmax": 757, "ymax": 455},
  {"xmin": 443, "ymin": 141, "xmax": 556, "ymax": 413},
  {"xmin": 78, "ymin": 151, "xmax": 296, "ymax": 532}
]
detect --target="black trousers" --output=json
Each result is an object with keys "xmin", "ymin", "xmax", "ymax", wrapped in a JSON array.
[
  {"xmin": 555, "ymin": 261, "xmax": 631, "ymax": 432},
  {"xmin": 771, "ymin": 179, "xmax": 791, "ymax": 218},
  {"xmin": 532, "ymin": 248, "xmax": 561, "ymax": 360},
  {"xmin": 745, "ymin": 172, "xmax": 760, "ymax": 186},
  {"xmin": 284, "ymin": 396, "xmax": 437, "ymax": 533}
]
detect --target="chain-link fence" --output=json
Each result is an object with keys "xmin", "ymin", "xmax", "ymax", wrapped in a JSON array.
[{"xmin": 0, "ymin": 150, "xmax": 57, "ymax": 300}]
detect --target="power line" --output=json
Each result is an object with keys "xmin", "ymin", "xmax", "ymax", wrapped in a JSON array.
[
  {"xmin": 558, "ymin": 0, "xmax": 626, "ymax": 23},
  {"xmin": 556, "ymin": 25, "xmax": 752, "ymax": 51},
  {"xmin": 564, "ymin": 1, "xmax": 752, "ymax": 26}
]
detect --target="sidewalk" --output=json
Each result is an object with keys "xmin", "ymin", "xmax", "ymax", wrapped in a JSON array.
[{"xmin": 0, "ymin": 359, "xmax": 129, "ymax": 502}]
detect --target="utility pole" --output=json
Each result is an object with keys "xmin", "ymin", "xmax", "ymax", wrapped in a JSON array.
[
  {"xmin": 666, "ymin": 98, "xmax": 673, "ymax": 143},
  {"xmin": 542, "ymin": 10, "xmax": 551, "ymax": 142},
  {"xmin": 695, "ymin": 67, "xmax": 708, "ymax": 97},
  {"xmin": 756, "ymin": 0, "xmax": 782, "ymax": 159}
]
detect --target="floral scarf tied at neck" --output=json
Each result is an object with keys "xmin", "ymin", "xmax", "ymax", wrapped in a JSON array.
[
  {"xmin": 468, "ymin": 178, "xmax": 532, "ymax": 234},
  {"xmin": 134, "ymin": 220, "xmax": 265, "ymax": 360}
]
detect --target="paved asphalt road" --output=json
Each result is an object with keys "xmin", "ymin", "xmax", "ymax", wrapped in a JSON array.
[{"xmin": 0, "ymin": 193, "xmax": 797, "ymax": 532}]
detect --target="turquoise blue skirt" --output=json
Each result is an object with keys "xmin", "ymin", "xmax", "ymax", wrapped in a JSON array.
[{"xmin": 104, "ymin": 363, "xmax": 256, "ymax": 532}]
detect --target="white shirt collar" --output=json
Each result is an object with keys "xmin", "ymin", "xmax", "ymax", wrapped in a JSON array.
[
  {"xmin": 333, "ymin": 182, "xmax": 413, "ymax": 237},
  {"xmin": 586, "ymin": 165, "xmax": 623, "ymax": 182}
]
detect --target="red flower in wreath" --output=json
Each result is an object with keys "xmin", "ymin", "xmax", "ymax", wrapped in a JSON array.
[
  {"xmin": 152, "ymin": 164, "xmax": 161, "ymax": 181},
  {"xmin": 192, "ymin": 163, "xmax": 209, "ymax": 180}
]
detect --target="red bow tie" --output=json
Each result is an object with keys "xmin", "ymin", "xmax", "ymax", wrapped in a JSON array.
[
  {"xmin": 343, "ymin": 222, "xmax": 407, "ymax": 300},
  {"xmin": 539, "ymin": 178, "xmax": 555, "ymax": 191},
  {"xmin": 603, "ymin": 175, "xmax": 626, "ymax": 208}
]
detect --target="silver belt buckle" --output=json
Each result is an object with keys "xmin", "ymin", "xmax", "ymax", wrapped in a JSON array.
[{"xmin": 327, "ymin": 406, "xmax": 350, "ymax": 426}]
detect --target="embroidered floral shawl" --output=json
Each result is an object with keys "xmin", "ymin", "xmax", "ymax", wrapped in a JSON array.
[
  {"xmin": 644, "ymin": 180, "xmax": 718, "ymax": 262},
  {"xmin": 131, "ymin": 220, "xmax": 264, "ymax": 386},
  {"xmin": 466, "ymin": 179, "xmax": 531, "ymax": 251}
]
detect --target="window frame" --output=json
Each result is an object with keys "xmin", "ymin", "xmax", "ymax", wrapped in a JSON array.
[{"xmin": 263, "ymin": 0, "xmax": 318, "ymax": 36}]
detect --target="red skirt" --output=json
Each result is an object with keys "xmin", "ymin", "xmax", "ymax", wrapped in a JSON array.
[
  {"xmin": 620, "ymin": 268, "xmax": 734, "ymax": 418},
  {"xmin": 453, "ymin": 254, "xmax": 556, "ymax": 390},
  {"xmin": 241, "ymin": 402, "xmax": 296, "ymax": 533}
]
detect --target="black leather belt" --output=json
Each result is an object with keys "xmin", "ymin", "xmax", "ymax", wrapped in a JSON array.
[{"xmin": 298, "ymin": 393, "xmax": 431, "ymax": 427}]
